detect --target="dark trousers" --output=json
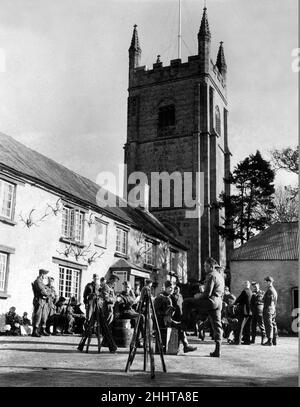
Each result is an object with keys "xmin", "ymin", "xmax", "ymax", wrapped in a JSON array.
[
  {"xmin": 182, "ymin": 297, "xmax": 223, "ymax": 342},
  {"xmin": 32, "ymin": 299, "xmax": 48, "ymax": 330},
  {"xmin": 235, "ymin": 315, "xmax": 251, "ymax": 343},
  {"xmin": 263, "ymin": 309, "xmax": 278, "ymax": 340},
  {"xmin": 251, "ymin": 312, "xmax": 266, "ymax": 339}
]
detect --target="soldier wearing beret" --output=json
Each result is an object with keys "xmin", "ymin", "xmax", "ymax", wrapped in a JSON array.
[
  {"xmin": 31, "ymin": 269, "xmax": 51, "ymax": 337},
  {"xmin": 262, "ymin": 276, "xmax": 278, "ymax": 346},
  {"xmin": 250, "ymin": 282, "xmax": 266, "ymax": 344}
]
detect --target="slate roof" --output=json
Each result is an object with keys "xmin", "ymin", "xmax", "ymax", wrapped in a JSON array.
[
  {"xmin": 231, "ymin": 222, "xmax": 299, "ymax": 261},
  {"xmin": 0, "ymin": 132, "xmax": 186, "ymax": 250}
]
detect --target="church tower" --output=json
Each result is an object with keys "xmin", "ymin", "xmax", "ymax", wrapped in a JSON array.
[{"xmin": 124, "ymin": 8, "xmax": 231, "ymax": 280}]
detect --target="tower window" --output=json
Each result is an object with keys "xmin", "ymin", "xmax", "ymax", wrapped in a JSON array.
[
  {"xmin": 215, "ymin": 106, "xmax": 221, "ymax": 135},
  {"xmin": 158, "ymin": 105, "xmax": 175, "ymax": 128}
]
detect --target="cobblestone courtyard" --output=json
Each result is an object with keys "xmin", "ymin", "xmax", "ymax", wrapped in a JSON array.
[{"xmin": 0, "ymin": 335, "xmax": 298, "ymax": 387}]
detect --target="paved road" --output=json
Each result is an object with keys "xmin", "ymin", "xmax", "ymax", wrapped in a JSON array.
[{"xmin": 0, "ymin": 335, "xmax": 298, "ymax": 387}]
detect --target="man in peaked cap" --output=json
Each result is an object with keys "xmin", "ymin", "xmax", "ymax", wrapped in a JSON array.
[
  {"xmin": 262, "ymin": 276, "xmax": 278, "ymax": 346},
  {"xmin": 31, "ymin": 269, "xmax": 51, "ymax": 337}
]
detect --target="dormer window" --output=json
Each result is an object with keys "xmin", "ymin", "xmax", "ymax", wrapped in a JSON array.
[{"xmin": 158, "ymin": 104, "xmax": 175, "ymax": 128}]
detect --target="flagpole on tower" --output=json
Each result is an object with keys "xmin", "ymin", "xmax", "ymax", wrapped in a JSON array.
[{"xmin": 178, "ymin": 0, "xmax": 182, "ymax": 59}]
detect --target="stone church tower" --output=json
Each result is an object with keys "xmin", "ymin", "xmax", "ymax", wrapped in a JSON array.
[{"xmin": 124, "ymin": 8, "xmax": 231, "ymax": 281}]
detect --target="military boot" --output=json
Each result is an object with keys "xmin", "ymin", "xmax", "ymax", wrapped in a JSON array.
[
  {"xmin": 40, "ymin": 328, "xmax": 50, "ymax": 336},
  {"xmin": 31, "ymin": 328, "xmax": 41, "ymax": 338},
  {"xmin": 272, "ymin": 336, "xmax": 277, "ymax": 346},
  {"xmin": 210, "ymin": 341, "xmax": 221, "ymax": 357},
  {"xmin": 250, "ymin": 337, "xmax": 255, "ymax": 344},
  {"xmin": 262, "ymin": 338, "xmax": 272, "ymax": 346},
  {"xmin": 261, "ymin": 335, "xmax": 266, "ymax": 345}
]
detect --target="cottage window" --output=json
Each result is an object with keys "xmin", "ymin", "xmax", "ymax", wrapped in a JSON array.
[
  {"xmin": 61, "ymin": 207, "xmax": 84, "ymax": 243},
  {"xmin": 215, "ymin": 106, "xmax": 221, "ymax": 135},
  {"xmin": 94, "ymin": 219, "xmax": 108, "ymax": 248},
  {"xmin": 0, "ymin": 180, "xmax": 15, "ymax": 220},
  {"xmin": 158, "ymin": 105, "xmax": 175, "ymax": 128},
  {"xmin": 59, "ymin": 266, "xmax": 81, "ymax": 301},
  {"xmin": 144, "ymin": 241, "xmax": 156, "ymax": 266},
  {"xmin": 116, "ymin": 227, "xmax": 128, "ymax": 255},
  {"xmin": 170, "ymin": 251, "xmax": 178, "ymax": 273},
  {"xmin": 0, "ymin": 252, "xmax": 8, "ymax": 292}
]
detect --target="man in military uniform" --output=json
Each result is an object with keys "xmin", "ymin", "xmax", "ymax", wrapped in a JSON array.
[
  {"xmin": 182, "ymin": 257, "xmax": 225, "ymax": 357},
  {"xmin": 100, "ymin": 274, "xmax": 119, "ymax": 326},
  {"xmin": 31, "ymin": 269, "xmax": 51, "ymax": 337},
  {"xmin": 231, "ymin": 281, "xmax": 252, "ymax": 345},
  {"xmin": 154, "ymin": 280, "xmax": 196, "ymax": 353},
  {"xmin": 262, "ymin": 276, "xmax": 278, "ymax": 346},
  {"xmin": 250, "ymin": 281, "xmax": 266, "ymax": 344},
  {"xmin": 45, "ymin": 276, "xmax": 59, "ymax": 335},
  {"xmin": 114, "ymin": 281, "xmax": 139, "ymax": 321},
  {"xmin": 83, "ymin": 273, "xmax": 101, "ymax": 320}
]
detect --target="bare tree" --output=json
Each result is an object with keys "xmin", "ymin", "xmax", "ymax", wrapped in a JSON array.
[{"xmin": 271, "ymin": 147, "xmax": 299, "ymax": 174}]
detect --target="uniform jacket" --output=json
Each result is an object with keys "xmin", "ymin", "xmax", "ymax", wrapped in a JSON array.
[
  {"xmin": 170, "ymin": 292, "xmax": 183, "ymax": 322},
  {"xmin": 32, "ymin": 276, "xmax": 49, "ymax": 305},
  {"xmin": 235, "ymin": 288, "xmax": 252, "ymax": 316},
  {"xmin": 263, "ymin": 286, "xmax": 278, "ymax": 311},
  {"xmin": 154, "ymin": 292, "xmax": 175, "ymax": 327},
  {"xmin": 202, "ymin": 270, "xmax": 225, "ymax": 303},
  {"xmin": 99, "ymin": 283, "xmax": 116, "ymax": 305},
  {"xmin": 83, "ymin": 282, "xmax": 100, "ymax": 305},
  {"xmin": 250, "ymin": 289, "xmax": 265, "ymax": 314}
]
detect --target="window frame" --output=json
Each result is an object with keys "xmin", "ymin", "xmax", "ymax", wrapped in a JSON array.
[
  {"xmin": 292, "ymin": 287, "xmax": 299, "ymax": 310},
  {"xmin": 158, "ymin": 104, "xmax": 175, "ymax": 128},
  {"xmin": 0, "ymin": 246, "xmax": 14, "ymax": 298},
  {"xmin": 115, "ymin": 227, "xmax": 128, "ymax": 256},
  {"xmin": 215, "ymin": 105, "xmax": 221, "ymax": 136},
  {"xmin": 94, "ymin": 218, "xmax": 108, "ymax": 249},
  {"xmin": 144, "ymin": 240, "xmax": 156, "ymax": 267},
  {"xmin": 58, "ymin": 265, "xmax": 81, "ymax": 302},
  {"xmin": 61, "ymin": 205, "xmax": 85, "ymax": 245},
  {"xmin": 0, "ymin": 179, "xmax": 16, "ymax": 223}
]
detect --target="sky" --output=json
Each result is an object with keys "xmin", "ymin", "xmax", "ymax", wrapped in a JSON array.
[{"xmin": 0, "ymin": 0, "xmax": 298, "ymax": 190}]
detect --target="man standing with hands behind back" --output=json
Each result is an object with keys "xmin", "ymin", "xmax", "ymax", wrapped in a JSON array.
[
  {"xmin": 182, "ymin": 257, "xmax": 225, "ymax": 358},
  {"xmin": 262, "ymin": 276, "xmax": 278, "ymax": 346}
]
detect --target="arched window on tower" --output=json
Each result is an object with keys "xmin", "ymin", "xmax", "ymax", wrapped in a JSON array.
[{"xmin": 215, "ymin": 106, "xmax": 221, "ymax": 135}]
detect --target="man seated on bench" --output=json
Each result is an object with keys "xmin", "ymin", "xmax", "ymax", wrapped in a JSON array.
[{"xmin": 154, "ymin": 281, "xmax": 197, "ymax": 354}]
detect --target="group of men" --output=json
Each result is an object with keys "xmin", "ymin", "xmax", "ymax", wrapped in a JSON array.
[
  {"xmin": 228, "ymin": 277, "xmax": 278, "ymax": 346},
  {"xmin": 29, "ymin": 258, "xmax": 278, "ymax": 358},
  {"xmin": 31, "ymin": 269, "xmax": 85, "ymax": 337}
]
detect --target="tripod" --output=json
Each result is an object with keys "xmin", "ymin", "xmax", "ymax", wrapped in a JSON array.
[
  {"xmin": 125, "ymin": 286, "xmax": 166, "ymax": 379},
  {"xmin": 77, "ymin": 295, "xmax": 117, "ymax": 353}
]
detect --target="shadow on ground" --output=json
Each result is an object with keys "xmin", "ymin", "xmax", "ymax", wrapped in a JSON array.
[{"xmin": 0, "ymin": 365, "xmax": 297, "ymax": 387}]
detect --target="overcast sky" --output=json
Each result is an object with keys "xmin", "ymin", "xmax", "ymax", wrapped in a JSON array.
[{"xmin": 0, "ymin": 0, "xmax": 298, "ymax": 190}]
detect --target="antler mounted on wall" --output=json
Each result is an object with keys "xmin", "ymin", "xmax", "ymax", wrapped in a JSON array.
[
  {"xmin": 46, "ymin": 198, "xmax": 63, "ymax": 217},
  {"xmin": 56, "ymin": 242, "xmax": 73, "ymax": 258},
  {"xmin": 19, "ymin": 209, "xmax": 49, "ymax": 228},
  {"xmin": 84, "ymin": 213, "xmax": 97, "ymax": 228},
  {"xmin": 72, "ymin": 243, "xmax": 92, "ymax": 262},
  {"xmin": 84, "ymin": 250, "xmax": 104, "ymax": 265}
]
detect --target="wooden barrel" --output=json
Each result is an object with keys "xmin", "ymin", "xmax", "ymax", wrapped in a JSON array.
[{"xmin": 112, "ymin": 319, "xmax": 133, "ymax": 347}]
